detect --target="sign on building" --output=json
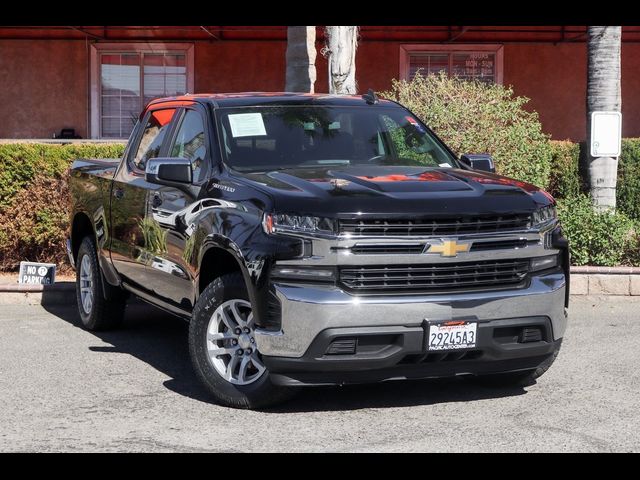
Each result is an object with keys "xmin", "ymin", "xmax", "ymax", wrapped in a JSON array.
[
  {"xmin": 18, "ymin": 262, "xmax": 57, "ymax": 285},
  {"xmin": 590, "ymin": 111, "xmax": 622, "ymax": 158}
]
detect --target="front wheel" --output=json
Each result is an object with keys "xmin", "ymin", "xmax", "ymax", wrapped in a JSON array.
[{"xmin": 189, "ymin": 272, "xmax": 297, "ymax": 409}]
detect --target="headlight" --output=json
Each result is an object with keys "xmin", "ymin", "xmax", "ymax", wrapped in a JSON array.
[
  {"xmin": 263, "ymin": 213, "xmax": 336, "ymax": 236},
  {"xmin": 531, "ymin": 205, "xmax": 557, "ymax": 228}
]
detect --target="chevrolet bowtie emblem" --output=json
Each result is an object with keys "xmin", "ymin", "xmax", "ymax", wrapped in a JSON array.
[{"xmin": 427, "ymin": 239, "xmax": 472, "ymax": 257}]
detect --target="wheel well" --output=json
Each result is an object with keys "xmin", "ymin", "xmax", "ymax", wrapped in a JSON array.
[
  {"xmin": 71, "ymin": 213, "xmax": 94, "ymax": 262},
  {"xmin": 199, "ymin": 247, "xmax": 243, "ymax": 294}
]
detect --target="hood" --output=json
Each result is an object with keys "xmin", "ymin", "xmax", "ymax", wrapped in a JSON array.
[{"xmin": 234, "ymin": 166, "xmax": 553, "ymax": 218}]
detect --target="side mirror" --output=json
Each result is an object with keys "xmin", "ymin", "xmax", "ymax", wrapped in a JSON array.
[
  {"xmin": 459, "ymin": 154, "xmax": 496, "ymax": 173},
  {"xmin": 145, "ymin": 157, "xmax": 192, "ymax": 186}
]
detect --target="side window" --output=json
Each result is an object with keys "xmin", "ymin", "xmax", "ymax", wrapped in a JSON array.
[
  {"xmin": 132, "ymin": 108, "xmax": 177, "ymax": 171},
  {"xmin": 170, "ymin": 109, "xmax": 207, "ymax": 181}
]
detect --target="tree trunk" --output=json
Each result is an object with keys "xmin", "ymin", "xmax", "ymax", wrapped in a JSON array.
[
  {"xmin": 324, "ymin": 26, "xmax": 359, "ymax": 94},
  {"xmin": 586, "ymin": 26, "xmax": 622, "ymax": 212},
  {"xmin": 285, "ymin": 26, "xmax": 317, "ymax": 93}
]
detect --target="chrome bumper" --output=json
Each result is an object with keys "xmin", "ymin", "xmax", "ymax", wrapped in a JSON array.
[{"xmin": 255, "ymin": 269, "xmax": 567, "ymax": 358}]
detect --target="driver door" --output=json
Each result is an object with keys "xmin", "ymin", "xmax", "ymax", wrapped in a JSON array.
[{"xmin": 143, "ymin": 105, "xmax": 211, "ymax": 309}]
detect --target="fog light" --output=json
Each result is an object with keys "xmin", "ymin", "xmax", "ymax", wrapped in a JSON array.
[
  {"xmin": 531, "ymin": 255, "xmax": 559, "ymax": 272},
  {"xmin": 271, "ymin": 266, "xmax": 336, "ymax": 282}
]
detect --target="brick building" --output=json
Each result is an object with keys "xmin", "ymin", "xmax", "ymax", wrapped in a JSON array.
[{"xmin": 1, "ymin": 25, "xmax": 638, "ymax": 140}]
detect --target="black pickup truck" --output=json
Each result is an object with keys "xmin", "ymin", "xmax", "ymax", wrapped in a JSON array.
[{"xmin": 68, "ymin": 92, "xmax": 568, "ymax": 408}]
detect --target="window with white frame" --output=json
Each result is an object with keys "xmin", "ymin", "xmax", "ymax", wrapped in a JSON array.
[
  {"xmin": 91, "ymin": 44, "xmax": 194, "ymax": 139},
  {"xmin": 400, "ymin": 45, "xmax": 504, "ymax": 84}
]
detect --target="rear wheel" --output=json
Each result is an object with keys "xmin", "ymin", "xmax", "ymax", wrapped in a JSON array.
[
  {"xmin": 75, "ymin": 236, "xmax": 127, "ymax": 331},
  {"xmin": 189, "ymin": 272, "xmax": 296, "ymax": 409}
]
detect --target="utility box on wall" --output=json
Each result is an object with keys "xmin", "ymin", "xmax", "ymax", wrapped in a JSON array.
[{"xmin": 591, "ymin": 111, "xmax": 622, "ymax": 158}]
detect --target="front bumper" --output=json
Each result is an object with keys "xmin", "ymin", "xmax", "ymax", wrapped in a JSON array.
[{"xmin": 255, "ymin": 268, "xmax": 567, "ymax": 385}]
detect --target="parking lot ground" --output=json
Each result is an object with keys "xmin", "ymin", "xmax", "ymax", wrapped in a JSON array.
[{"xmin": 0, "ymin": 296, "xmax": 639, "ymax": 452}]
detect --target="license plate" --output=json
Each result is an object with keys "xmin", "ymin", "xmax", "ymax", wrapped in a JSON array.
[{"xmin": 428, "ymin": 321, "xmax": 477, "ymax": 351}]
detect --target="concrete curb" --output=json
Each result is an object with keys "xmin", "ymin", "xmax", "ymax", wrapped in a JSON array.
[
  {"xmin": 0, "ymin": 282, "xmax": 76, "ymax": 306},
  {"xmin": 1, "ymin": 267, "xmax": 639, "ymax": 305}
]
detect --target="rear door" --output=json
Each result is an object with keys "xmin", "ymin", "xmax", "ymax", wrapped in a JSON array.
[
  {"xmin": 143, "ymin": 104, "xmax": 211, "ymax": 309},
  {"xmin": 109, "ymin": 106, "xmax": 178, "ymax": 291}
]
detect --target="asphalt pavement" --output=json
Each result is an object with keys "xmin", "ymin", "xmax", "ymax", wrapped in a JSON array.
[{"xmin": 0, "ymin": 296, "xmax": 638, "ymax": 452}]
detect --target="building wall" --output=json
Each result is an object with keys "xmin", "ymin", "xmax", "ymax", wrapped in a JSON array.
[
  {"xmin": 194, "ymin": 41, "xmax": 286, "ymax": 92},
  {"xmin": 1, "ymin": 38, "xmax": 640, "ymax": 141},
  {"xmin": 0, "ymin": 40, "xmax": 89, "ymax": 138}
]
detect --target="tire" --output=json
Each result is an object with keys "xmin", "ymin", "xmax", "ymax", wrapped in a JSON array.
[
  {"xmin": 472, "ymin": 342, "xmax": 562, "ymax": 387},
  {"xmin": 189, "ymin": 272, "xmax": 297, "ymax": 409},
  {"xmin": 76, "ymin": 236, "xmax": 127, "ymax": 331}
]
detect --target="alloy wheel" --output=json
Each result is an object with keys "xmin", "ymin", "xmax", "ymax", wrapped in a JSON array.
[{"xmin": 205, "ymin": 299, "xmax": 266, "ymax": 385}]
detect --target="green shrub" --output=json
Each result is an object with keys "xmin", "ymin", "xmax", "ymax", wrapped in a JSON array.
[
  {"xmin": 548, "ymin": 140, "xmax": 582, "ymax": 200},
  {"xmin": 557, "ymin": 194, "xmax": 640, "ymax": 266},
  {"xmin": 0, "ymin": 142, "xmax": 125, "ymax": 210},
  {"xmin": 0, "ymin": 174, "xmax": 70, "ymax": 270},
  {"xmin": 617, "ymin": 138, "xmax": 640, "ymax": 222},
  {"xmin": 381, "ymin": 72, "xmax": 553, "ymax": 189},
  {"xmin": 0, "ymin": 142, "xmax": 125, "ymax": 272}
]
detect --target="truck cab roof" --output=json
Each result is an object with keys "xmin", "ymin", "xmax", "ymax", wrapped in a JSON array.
[{"xmin": 146, "ymin": 92, "xmax": 397, "ymax": 110}]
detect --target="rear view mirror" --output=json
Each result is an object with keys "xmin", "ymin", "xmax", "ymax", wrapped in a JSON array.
[
  {"xmin": 146, "ymin": 157, "xmax": 192, "ymax": 186},
  {"xmin": 459, "ymin": 154, "xmax": 496, "ymax": 173}
]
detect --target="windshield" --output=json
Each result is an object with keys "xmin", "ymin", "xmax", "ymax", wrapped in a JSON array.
[{"xmin": 215, "ymin": 105, "xmax": 457, "ymax": 172}]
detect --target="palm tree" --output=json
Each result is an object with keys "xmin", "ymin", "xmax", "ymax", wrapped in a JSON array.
[
  {"xmin": 586, "ymin": 26, "xmax": 622, "ymax": 211},
  {"xmin": 323, "ymin": 26, "xmax": 359, "ymax": 94},
  {"xmin": 285, "ymin": 26, "xmax": 317, "ymax": 93}
]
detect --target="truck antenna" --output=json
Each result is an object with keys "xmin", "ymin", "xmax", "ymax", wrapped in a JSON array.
[{"xmin": 362, "ymin": 88, "xmax": 379, "ymax": 105}]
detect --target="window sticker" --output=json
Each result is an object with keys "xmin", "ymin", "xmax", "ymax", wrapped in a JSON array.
[
  {"xmin": 328, "ymin": 121, "xmax": 341, "ymax": 130},
  {"xmin": 303, "ymin": 122, "xmax": 316, "ymax": 131},
  {"xmin": 228, "ymin": 113, "xmax": 267, "ymax": 137},
  {"xmin": 439, "ymin": 163, "xmax": 452, "ymax": 168}
]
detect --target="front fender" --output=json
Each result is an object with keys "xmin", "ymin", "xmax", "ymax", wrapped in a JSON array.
[{"xmin": 195, "ymin": 206, "xmax": 304, "ymax": 327}]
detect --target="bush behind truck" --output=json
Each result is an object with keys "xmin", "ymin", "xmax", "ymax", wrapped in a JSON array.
[{"xmin": 66, "ymin": 92, "xmax": 568, "ymax": 408}]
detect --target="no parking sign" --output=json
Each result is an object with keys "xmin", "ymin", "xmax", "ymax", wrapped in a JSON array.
[{"xmin": 18, "ymin": 261, "xmax": 57, "ymax": 285}]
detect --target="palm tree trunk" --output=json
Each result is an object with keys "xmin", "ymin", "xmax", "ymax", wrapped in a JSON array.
[
  {"xmin": 586, "ymin": 26, "xmax": 622, "ymax": 211},
  {"xmin": 285, "ymin": 26, "xmax": 317, "ymax": 93},
  {"xmin": 324, "ymin": 26, "xmax": 359, "ymax": 94}
]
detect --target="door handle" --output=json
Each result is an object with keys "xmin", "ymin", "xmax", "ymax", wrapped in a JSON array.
[
  {"xmin": 152, "ymin": 193, "xmax": 163, "ymax": 208},
  {"xmin": 113, "ymin": 187, "xmax": 125, "ymax": 200}
]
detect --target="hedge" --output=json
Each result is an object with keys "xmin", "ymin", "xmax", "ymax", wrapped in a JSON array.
[
  {"xmin": 548, "ymin": 140, "xmax": 582, "ymax": 200},
  {"xmin": 557, "ymin": 194, "xmax": 640, "ymax": 266},
  {"xmin": 0, "ymin": 143, "xmax": 125, "ymax": 271},
  {"xmin": 545, "ymin": 139, "xmax": 640, "ymax": 223},
  {"xmin": 617, "ymin": 138, "xmax": 640, "ymax": 223}
]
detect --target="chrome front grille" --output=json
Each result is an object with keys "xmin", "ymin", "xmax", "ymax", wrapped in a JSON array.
[
  {"xmin": 345, "ymin": 239, "xmax": 532, "ymax": 255},
  {"xmin": 339, "ymin": 215, "xmax": 532, "ymax": 237},
  {"xmin": 339, "ymin": 259, "xmax": 530, "ymax": 294}
]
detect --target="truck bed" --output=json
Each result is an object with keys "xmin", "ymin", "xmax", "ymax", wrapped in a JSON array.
[
  {"xmin": 71, "ymin": 158, "xmax": 121, "ymax": 179},
  {"xmin": 68, "ymin": 158, "xmax": 121, "ymax": 241}
]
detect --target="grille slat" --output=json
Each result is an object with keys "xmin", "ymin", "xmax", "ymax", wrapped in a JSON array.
[
  {"xmin": 349, "ymin": 244, "xmax": 425, "ymax": 255},
  {"xmin": 339, "ymin": 259, "xmax": 530, "ymax": 294},
  {"xmin": 340, "ymin": 215, "xmax": 531, "ymax": 237}
]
